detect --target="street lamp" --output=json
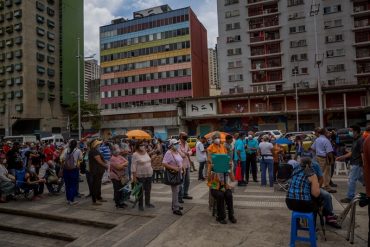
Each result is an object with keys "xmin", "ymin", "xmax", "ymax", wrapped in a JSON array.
[
  {"xmin": 310, "ymin": 0, "xmax": 324, "ymax": 127},
  {"xmin": 292, "ymin": 66, "xmax": 299, "ymax": 132}
]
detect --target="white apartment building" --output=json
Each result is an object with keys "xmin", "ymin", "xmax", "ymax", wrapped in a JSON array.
[
  {"xmin": 84, "ymin": 59, "xmax": 100, "ymax": 101},
  {"xmin": 208, "ymin": 47, "xmax": 221, "ymax": 96},
  {"xmin": 217, "ymin": 0, "xmax": 362, "ymax": 95}
]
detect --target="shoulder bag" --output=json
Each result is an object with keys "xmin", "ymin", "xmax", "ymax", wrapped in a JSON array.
[{"xmin": 163, "ymin": 153, "xmax": 183, "ymax": 186}]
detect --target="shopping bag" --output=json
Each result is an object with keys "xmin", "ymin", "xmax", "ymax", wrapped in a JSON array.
[{"xmin": 235, "ymin": 161, "xmax": 242, "ymax": 181}]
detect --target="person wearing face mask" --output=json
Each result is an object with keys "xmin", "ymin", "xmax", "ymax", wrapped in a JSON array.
[
  {"xmin": 162, "ymin": 139, "xmax": 184, "ymax": 215},
  {"xmin": 233, "ymin": 132, "xmax": 247, "ymax": 186},
  {"xmin": 131, "ymin": 140, "xmax": 154, "ymax": 211},
  {"xmin": 177, "ymin": 132, "xmax": 193, "ymax": 202},
  {"xmin": 109, "ymin": 145, "xmax": 128, "ymax": 208},
  {"xmin": 246, "ymin": 132, "xmax": 259, "ymax": 183},
  {"xmin": 25, "ymin": 165, "xmax": 45, "ymax": 200},
  {"xmin": 336, "ymin": 125, "xmax": 364, "ymax": 203}
]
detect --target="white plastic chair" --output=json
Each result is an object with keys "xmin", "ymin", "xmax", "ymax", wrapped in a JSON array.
[{"xmin": 335, "ymin": 161, "xmax": 348, "ymax": 176}]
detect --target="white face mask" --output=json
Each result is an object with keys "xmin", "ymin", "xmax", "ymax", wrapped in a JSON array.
[{"xmin": 214, "ymin": 138, "xmax": 221, "ymax": 144}]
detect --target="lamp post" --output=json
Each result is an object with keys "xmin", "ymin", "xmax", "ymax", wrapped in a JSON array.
[
  {"xmin": 294, "ymin": 70, "xmax": 299, "ymax": 132},
  {"xmin": 311, "ymin": 0, "xmax": 324, "ymax": 127}
]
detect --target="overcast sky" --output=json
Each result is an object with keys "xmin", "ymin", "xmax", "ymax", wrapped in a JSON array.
[{"xmin": 84, "ymin": 0, "xmax": 218, "ymax": 60}]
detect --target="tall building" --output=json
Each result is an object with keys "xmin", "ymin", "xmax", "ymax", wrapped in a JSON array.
[
  {"xmin": 87, "ymin": 79, "xmax": 100, "ymax": 106},
  {"xmin": 208, "ymin": 47, "xmax": 221, "ymax": 96},
  {"xmin": 99, "ymin": 5, "xmax": 209, "ymax": 139},
  {"xmin": 84, "ymin": 59, "xmax": 100, "ymax": 101},
  {"xmin": 0, "ymin": 0, "xmax": 84, "ymax": 136},
  {"xmin": 217, "ymin": 0, "xmax": 360, "ymax": 94}
]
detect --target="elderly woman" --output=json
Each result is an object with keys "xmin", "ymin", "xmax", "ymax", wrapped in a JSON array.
[
  {"xmin": 286, "ymin": 157, "xmax": 321, "ymax": 212},
  {"xmin": 131, "ymin": 140, "xmax": 154, "ymax": 211},
  {"xmin": 259, "ymin": 135, "xmax": 274, "ymax": 187},
  {"xmin": 162, "ymin": 139, "xmax": 184, "ymax": 215},
  {"xmin": 88, "ymin": 139, "xmax": 109, "ymax": 206},
  {"xmin": 207, "ymin": 132, "xmax": 237, "ymax": 224},
  {"xmin": 0, "ymin": 158, "xmax": 15, "ymax": 203},
  {"xmin": 109, "ymin": 145, "xmax": 128, "ymax": 208}
]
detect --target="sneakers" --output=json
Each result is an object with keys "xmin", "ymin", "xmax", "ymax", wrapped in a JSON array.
[
  {"xmin": 179, "ymin": 199, "xmax": 184, "ymax": 203},
  {"xmin": 68, "ymin": 201, "xmax": 79, "ymax": 206},
  {"xmin": 173, "ymin": 210, "xmax": 183, "ymax": 216},
  {"xmin": 183, "ymin": 195, "xmax": 193, "ymax": 200},
  {"xmin": 216, "ymin": 217, "xmax": 227, "ymax": 224},
  {"xmin": 340, "ymin": 198, "xmax": 352, "ymax": 204}
]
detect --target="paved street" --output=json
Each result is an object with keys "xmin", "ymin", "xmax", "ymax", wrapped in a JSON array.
[{"xmin": 0, "ymin": 160, "xmax": 368, "ymax": 247}]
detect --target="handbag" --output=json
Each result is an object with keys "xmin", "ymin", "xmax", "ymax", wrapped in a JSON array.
[
  {"xmin": 163, "ymin": 168, "xmax": 182, "ymax": 186},
  {"xmin": 47, "ymin": 169, "xmax": 59, "ymax": 184},
  {"xmin": 235, "ymin": 161, "xmax": 242, "ymax": 181}
]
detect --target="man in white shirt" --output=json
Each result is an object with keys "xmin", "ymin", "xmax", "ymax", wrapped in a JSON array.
[{"xmin": 196, "ymin": 136, "xmax": 207, "ymax": 181}]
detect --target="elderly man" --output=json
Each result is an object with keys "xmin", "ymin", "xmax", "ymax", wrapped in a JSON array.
[
  {"xmin": 311, "ymin": 127, "xmax": 336, "ymax": 193},
  {"xmin": 178, "ymin": 132, "xmax": 193, "ymax": 202},
  {"xmin": 207, "ymin": 132, "xmax": 236, "ymax": 224},
  {"xmin": 337, "ymin": 125, "xmax": 364, "ymax": 203},
  {"xmin": 196, "ymin": 136, "xmax": 207, "ymax": 181}
]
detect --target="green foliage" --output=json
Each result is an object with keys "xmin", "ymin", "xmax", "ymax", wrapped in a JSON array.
[{"xmin": 67, "ymin": 101, "xmax": 101, "ymax": 131}]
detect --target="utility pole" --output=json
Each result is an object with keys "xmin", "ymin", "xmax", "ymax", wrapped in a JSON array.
[{"xmin": 77, "ymin": 37, "xmax": 81, "ymax": 141}]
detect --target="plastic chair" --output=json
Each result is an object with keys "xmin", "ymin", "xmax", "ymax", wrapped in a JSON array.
[
  {"xmin": 335, "ymin": 161, "xmax": 348, "ymax": 176},
  {"xmin": 290, "ymin": 211, "xmax": 317, "ymax": 247}
]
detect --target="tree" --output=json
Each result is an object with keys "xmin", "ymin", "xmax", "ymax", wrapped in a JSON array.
[{"xmin": 67, "ymin": 101, "xmax": 101, "ymax": 131}]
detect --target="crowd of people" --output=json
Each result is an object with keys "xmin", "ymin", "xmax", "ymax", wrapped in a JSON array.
[{"xmin": 0, "ymin": 125, "xmax": 369, "ymax": 234}]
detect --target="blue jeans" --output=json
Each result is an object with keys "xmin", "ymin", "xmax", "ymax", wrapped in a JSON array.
[
  {"xmin": 347, "ymin": 165, "xmax": 364, "ymax": 199},
  {"xmin": 63, "ymin": 168, "xmax": 79, "ymax": 202},
  {"xmin": 320, "ymin": 188, "xmax": 333, "ymax": 215},
  {"xmin": 260, "ymin": 159, "xmax": 274, "ymax": 187},
  {"xmin": 233, "ymin": 160, "xmax": 246, "ymax": 182},
  {"xmin": 179, "ymin": 168, "xmax": 190, "ymax": 199}
]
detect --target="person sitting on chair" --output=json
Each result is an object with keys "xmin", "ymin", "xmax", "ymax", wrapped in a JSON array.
[
  {"xmin": 286, "ymin": 157, "xmax": 320, "ymax": 213},
  {"xmin": 207, "ymin": 132, "xmax": 237, "ymax": 224},
  {"xmin": 0, "ymin": 157, "xmax": 15, "ymax": 202}
]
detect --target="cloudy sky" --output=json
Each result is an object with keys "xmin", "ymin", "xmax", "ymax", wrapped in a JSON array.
[{"xmin": 84, "ymin": 0, "xmax": 218, "ymax": 60}]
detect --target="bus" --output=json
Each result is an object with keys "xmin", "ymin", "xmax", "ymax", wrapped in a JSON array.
[{"xmin": 3, "ymin": 135, "xmax": 37, "ymax": 144}]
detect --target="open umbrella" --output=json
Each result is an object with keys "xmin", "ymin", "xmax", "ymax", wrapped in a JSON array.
[
  {"xmin": 275, "ymin": 138, "xmax": 293, "ymax": 145},
  {"xmin": 204, "ymin": 131, "xmax": 230, "ymax": 142},
  {"xmin": 126, "ymin": 130, "xmax": 151, "ymax": 140}
]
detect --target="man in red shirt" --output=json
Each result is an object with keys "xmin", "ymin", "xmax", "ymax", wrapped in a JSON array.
[{"xmin": 43, "ymin": 144, "xmax": 54, "ymax": 162}]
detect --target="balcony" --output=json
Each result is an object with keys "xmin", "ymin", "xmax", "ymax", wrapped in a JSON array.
[
  {"xmin": 353, "ymin": 3, "xmax": 370, "ymax": 17},
  {"xmin": 354, "ymin": 31, "xmax": 370, "ymax": 45},
  {"xmin": 252, "ymin": 70, "xmax": 283, "ymax": 83},
  {"xmin": 250, "ymin": 32, "xmax": 280, "ymax": 44},
  {"xmin": 249, "ymin": 16, "xmax": 280, "ymax": 31},
  {"xmin": 353, "ymin": 18, "xmax": 370, "ymax": 30},
  {"xmin": 355, "ymin": 47, "xmax": 370, "ymax": 60},
  {"xmin": 251, "ymin": 58, "xmax": 282, "ymax": 71},
  {"xmin": 248, "ymin": 6, "xmax": 279, "ymax": 18},
  {"xmin": 356, "ymin": 63, "xmax": 370, "ymax": 76},
  {"xmin": 250, "ymin": 46, "xmax": 281, "ymax": 58},
  {"xmin": 246, "ymin": 0, "xmax": 278, "ymax": 7}
]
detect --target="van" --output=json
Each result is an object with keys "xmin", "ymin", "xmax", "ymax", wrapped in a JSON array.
[
  {"xmin": 41, "ymin": 134, "xmax": 64, "ymax": 146},
  {"xmin": 3, "ymin": 135, "xmax": 37, "ymax": 144}
]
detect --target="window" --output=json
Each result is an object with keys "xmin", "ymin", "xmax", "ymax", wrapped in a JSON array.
[
  {"xmin": 47, "ymin": 68, "xmax": 55, "ymax": 77},
  {"xmin": 14, "ymin": 0, "xmax": 21, "ymax": 4},
  {"xmin": 47, "ymin": 80, "xmax": 55, "ymax": 89},
  {"xmin": 5, "ymin": 0, "xmax": 13, "ymax": 7},
  {"xmin": 327, "ymin": 64, "xmax": 345, "ymax": 72},
  {"xmin": 0, "ymin": 53, "xmax": 4, "ymax": 61},
  {"xmin": 6, "ymin": 38, "xmax": 13, "ymax": 47},
  {"xmin": 325, "ymin": 34, "xmax": 343, "ymax": 43},
  {"xmin": 15, "ymin": 90, "xmax": 22, "ymax": 98},
  {"xmin": 14, "ymin": 49, "xmax": 21, "ymax": 58},
  {"xmin": 47, "ymin": 31, "xmax": 54, "ymax": 40},
  {"xmin": 37, "ymin": 79, "xmax": 45, "ymax": 86},
  {"xmin": 14, "ymin": 9, "xmax": 21, "ymax": 18},
  {"xmin": 324, "ymin": 19, "xmax": 342, "ymax": 29},
  {"xmin": 288, "ymin": 12, "xmax": 305, "ymax": 21},
  {"xmin": 36, "ymin": 1, "xmax": 45, "ymax": 11},
  {"xmin": 15, "ymin": 63, "xmax": 22, "ymax": 71},
  {"xmin": 324, "ymin": 5, "xmax": 342, "ymax": 15},
  {"xmin": 36, "ymin": 14, "xmax": 44, "ymax": 23},
  {"xmin": 47, "ymin": 7, "xmax": 54, "ymax": 16},
  {"xmin": 36, "ymin": 52, "xmax": 44, "ymax": 61},
  {"xmin": 6, "ymin": 25, "xmax": 13, "ymax": 34},
  {"xmin": 47, "ymin": 56, "xmax": 55, "ymax": 64},
  {"xmin": 15, "ymin": 76, "xmax": 22, "ymax": 85},
  {"xmin": 326, "ymin": 48, "xmax": 345, "ymax": 58},
  {"xmin": 6, "ymin": 78, "xmax": 13, "ymax": 86},
  {"xmin": 6, "ymin": 64, "xmax": 14, "ymax": 73},
  {"xmin": 227, "ymin": 35, "xmax": 241, "ymax": 43},
  {"xmin": 47, "ymin": 44, "xmax": 55, "ymax": 52},
  {"xmin": 5, "ymin": 11, "xmax": 13, "ymax": 20},
  {"xmin": 37, "ymin": 65, "xmax": 45, "ymax": 74},
  {"xmin": 6, "ymin": 51, "xmax": 13, "ymax": 59},
  {"xmin": 37, "ymin": 40, "xmax": 45, "ymax": 49},
  {"xmin": 14, "ymin": 36, "xmax": 22, "ymax": 45},
  {"xmin": 226, "ymin": 22, "xmax": 240, "ymax": 31},
  {"xmin": 290, "ymin": 25, "xmax": 305, "ymax": 34},
  {"xmin": 301, "ymin": 67, "xmax": 308, "ymax": 74},
  {"xmin": 0, "ymin": 40, "xmax": 5, "ymax": 49},
  {"xmin": 0, "ymin": 14, "xmax": 4, "ymax": 23},
  {"xmin": 14, "ymin": 23, "xmax": 22, "ymax": 31},
  {"xmin": 47, "ymin": 19, "xmax": 55, "ymax": 29},
  {"xmin": 225, "ymin": 0, "xmax": 238, "ymax": 6},
  {"xmin": 290, "ymin": 39, "xmax": 307, "ymax": 48},
  {"xmin": 288, "ymin": 0, "xmax": 304, "ymax": 7},
  {"xmin": 15, "ymin": 103, "xmax": 23, "ymax": 112},
  {"xmin": 36, "ymin": 27, "xmax": 45, "ymax": 36},
  {"xmin": 225, "ymin": 10, "xmax": 239, "ymax": 18}
]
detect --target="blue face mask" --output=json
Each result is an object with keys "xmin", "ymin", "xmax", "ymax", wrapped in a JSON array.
[
  {"xmin": 348, "ymin": 131, "xmax": 354, "ymax": 137},
  {"xmin": 173, "ymin": 144, "xmax": 179, "ymax": 150}
]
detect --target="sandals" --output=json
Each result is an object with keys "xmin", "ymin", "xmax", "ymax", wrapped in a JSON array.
[{"xmin": 326, "ymin": 215, "xmax": 341, "ymax": 229}]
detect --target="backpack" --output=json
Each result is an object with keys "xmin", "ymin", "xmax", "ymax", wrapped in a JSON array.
[{"xmin": 64, "ymin": 150, "xmax": 76, "ymax": 170}]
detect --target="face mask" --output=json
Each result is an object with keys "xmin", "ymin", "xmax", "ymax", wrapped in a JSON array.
[
  {"xmin": 30, "ymin": 167, "xmax": 36, "ymax": 174},
  {"xmin": 214, "ymin": 138, "xmax": 221, "ymax": 144},
  {"xmin": 348, "ymin": 131, "xmax": 354, "ymax": 137},
  {"xmin": 182, "ymin": 136, "xmax": 188, "ymax": 141},
  {"xmin": 139, "ymin": 146, "xmax": 146, "ymax": 152},
  {"xmin": 173, "ymin": 144, "xmax": 179, "ymax": 150}
]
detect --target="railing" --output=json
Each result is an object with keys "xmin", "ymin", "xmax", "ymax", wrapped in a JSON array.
[
  {"xmin": 353, "ymin": 4, "xmax": 370, "ymax": 13},
  {"xmin": 356, "ymin": 49, "xmax": 370, "ymax": 58},
  {"xmin": 355, "ymin": 33, "xmax": 370, "ymax": 43},
  {"xmin": 250, "ymin": 20, "xmax": 279, "ymax": 30},
  {"xmin": 354, "ymin": 19, "xmax": 370, "ymax": 28},
  {"xmin": 250, "ymin": 34, "xmax": 280, "ymax": 43},
  {"xmin": 251, "ymin": 48, "xmax": 281, "ymax": 56},
  {"xmin": 249, "ymin": 7, "xmax": 279, "ymax": 17},
  {"xmin": 252, "ymin": 62, "xmax": 282, "ymax": 69},
  {"xmin": 357, "ymin": 64, "xmax": 370, "ymax": 73}
]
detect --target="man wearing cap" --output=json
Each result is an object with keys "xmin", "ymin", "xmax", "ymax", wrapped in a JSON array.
[
  {"xmin": 196, "ymin": 136, "xmax": 207, "ymax": 181},
  {"xmin": 233, "ymin": 132, "xmax": 247, "ymax": 186},
  {"xmin": 311, "ymin": 127, "xmax": 336, "ymax": 193},
  {"xmin": 178, "ymin": 132, "xmax": 193, "ymax": 202}
]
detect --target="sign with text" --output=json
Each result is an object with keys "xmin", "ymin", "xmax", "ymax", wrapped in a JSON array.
[{"xmin": 186, "ymin": 99, "xmax": 217, "ymax": 117}]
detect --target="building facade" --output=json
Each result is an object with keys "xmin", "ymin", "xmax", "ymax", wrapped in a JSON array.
[
  {"xmin": 84, "ymin": 59, "xmax": 100, "ymax": 101},
  {"xmin": 0, "ymin": 0, "xmax": 83, "ymax": 137},
  {"xmin": 208, "ymin": 47, "xmax": 221, "ymax": 96},
  {"xmin": 87, "ymin": 79, "xmax": 100, "ymax": 106},
  {"xmin": 217, "ymin": 0, "xmax": 360, "ymax": 94},
  {"xmin": 99, "ymin": 5, "xmax": 209, "ymax": 139}
]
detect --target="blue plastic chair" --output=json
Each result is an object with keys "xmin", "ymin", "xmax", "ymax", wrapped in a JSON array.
[{"xmin": 290, "ymin": 211, "xmax": 317, "ymax": 247}]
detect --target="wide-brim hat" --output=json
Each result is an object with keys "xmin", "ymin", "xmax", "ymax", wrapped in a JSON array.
[{"xmin": 90, "ymin": 139, "xmax": 102, "ymax": 149}]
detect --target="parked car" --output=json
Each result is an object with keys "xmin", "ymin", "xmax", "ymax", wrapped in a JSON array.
[
  {"xmin": 279, "ymin": 133, "xmax": 315, "ymax": 154},
  {"xmin": 255, "ymin": 130, "xmax": 283, "ymax": 141}
]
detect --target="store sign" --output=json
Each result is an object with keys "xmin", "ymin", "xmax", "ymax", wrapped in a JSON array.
[{"xmin": 186, "ymin": 99, "xmax": 217, "ymax": 117}]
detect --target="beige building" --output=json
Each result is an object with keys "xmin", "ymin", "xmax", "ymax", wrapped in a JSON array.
[
  {"xmin": 84, "ymin": 59, "xmax": 100, "ymax": 101},
  {"xmin": 208, "ymin": 47, "xmax": 221, "ymax": 96}
]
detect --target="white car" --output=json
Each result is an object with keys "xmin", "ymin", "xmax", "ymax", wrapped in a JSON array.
[{"xmin": 255, "ymin": 130, "xmax": 283, "ymax": 140}]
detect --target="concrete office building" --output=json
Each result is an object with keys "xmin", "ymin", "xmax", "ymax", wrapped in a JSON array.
[
  {"xmin": 208, "ymin": 47, "xmax": 221, "ymax": 96},
  {"xmin": 215, "ymin": 0, "xmax": 370, "ymax": 128},
  {"xmin": 0, "ymin": 0, "xmax": 84, "ymax": 136},
  {"xmin": 84, "ymin": 59, "xmax": 100, "ymax": 101},
  {"xmin": 99, "ymin": 5, "xmax": 209, "ymax": 139},
  {"xmin": 87, "ymin": 79, "xmax": 100, "ymax": 106}
]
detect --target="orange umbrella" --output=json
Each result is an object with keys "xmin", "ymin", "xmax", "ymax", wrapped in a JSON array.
[
  {"xmin": 204, "ymin": 131, "xmax": 230, "ymax": 142},
  {"xmin": 126, "ymin": 130, "xmax": 151, "ymax": 140}
]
